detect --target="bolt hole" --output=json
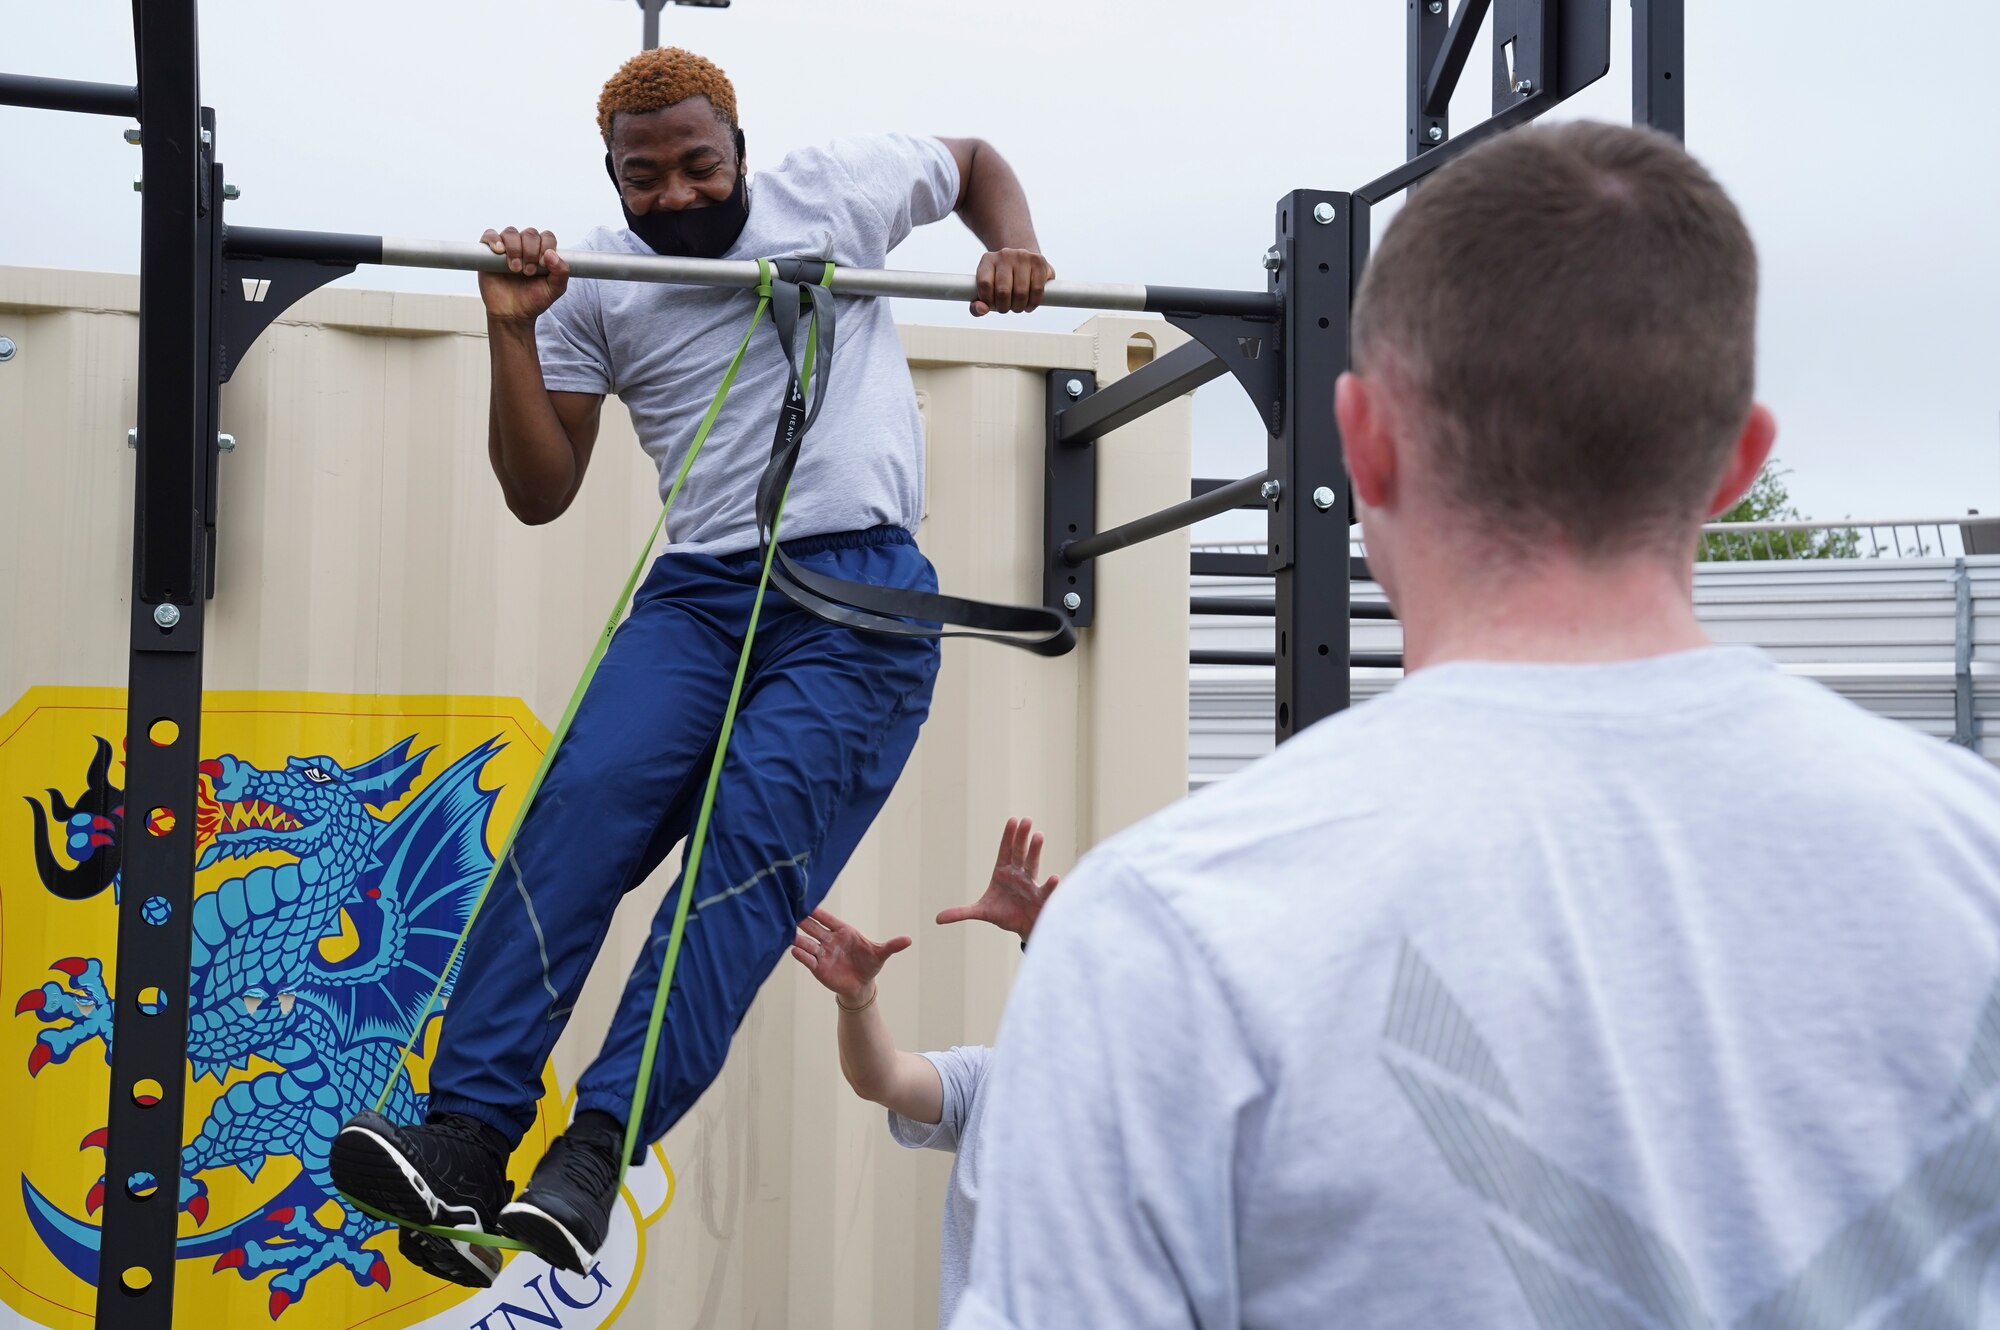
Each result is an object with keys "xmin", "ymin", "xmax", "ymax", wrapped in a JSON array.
[
  {"xmin": 131, "ymin": 1078, "xmax": 165, "ymax": 1107},
  {"xmin": 1664, "ymin": 70, "xmax": 1673, "ymax": 80},
  {"xmin": 145, "ymin": 807, "xmax": 175, "ymax": 838},
  {"xmin": 1280, "ymin": 631, "xmax": 1288, "ymax": 655},
  {"xmin": 1318, "ymin": 263, "xmax": 1329, "ymax": 273},
  {"xmin": 147, "ymin": 718, "xmax": 179, "ymax": 747},
  {"xmin": 1318, "ymin": 317, "xmax": 1330, "ymax": 329},
  {"xmin": 1277, "ymin": 702, "xmax": 1290, "ymax": 729},
  {"xmin": 1067, "ymin": 575, "xmax": 1077, "ymax": 585},
  {"xmin": 127, "ymin": 1172, "xmax": 159, "ymax": 1201},
  {"xmin": 136, "ymin": 985, "xmax": 169, "ymax": 1014},
  {"xmin": 1317, "ymin": 644, "xmax": 1330, "ymax": 657},
  {"xmin": 120, "ymin": 1267, "xmax": 154, "ymax": 1295},
  {"xmin": 1067, "ymin": 523, "xmax": 1076, "ymax": 533}
]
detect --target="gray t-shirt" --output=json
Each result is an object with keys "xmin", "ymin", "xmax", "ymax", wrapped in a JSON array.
[
  {"xmin": 955, "ymin": 646, "xmax": 2000, "ymax": 1329},
  {"xmin": 536, "ymin": 133, "xmax": 959, "ymax": 554},
  {"xmin": 889, "ymin": 1044, "xmax": 993, "ymax": 1326}
]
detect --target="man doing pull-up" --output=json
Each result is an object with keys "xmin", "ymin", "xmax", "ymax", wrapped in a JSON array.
[{"xmin": 331, "ymin": 46, "xmax": 1054, "ymax": 1286}]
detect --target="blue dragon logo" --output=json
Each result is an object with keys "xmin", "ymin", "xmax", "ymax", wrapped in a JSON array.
[{"xmin": 16, "ymin": 735, "xmax": 504, "ymax": 1318}]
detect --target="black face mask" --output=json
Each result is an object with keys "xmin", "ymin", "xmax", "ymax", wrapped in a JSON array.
[{"xmin": 607, "ymin": 130, "xmax": 750, "ymax": 259}]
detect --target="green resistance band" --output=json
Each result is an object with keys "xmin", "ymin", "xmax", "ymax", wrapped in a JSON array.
[{"xmin": 345, "ymin": 259, "xmax": 826, "ymax": 1250}]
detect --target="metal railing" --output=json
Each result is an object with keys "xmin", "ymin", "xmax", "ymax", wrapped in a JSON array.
[{"xmin": 1193, "ymin": 515, "xmax": 2000, "ymax": 565}]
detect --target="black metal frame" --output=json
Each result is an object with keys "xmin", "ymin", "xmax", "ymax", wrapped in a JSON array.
[{"xmin": 0, "ymin": 0, "xmax": 1683, "ymax": 1318}]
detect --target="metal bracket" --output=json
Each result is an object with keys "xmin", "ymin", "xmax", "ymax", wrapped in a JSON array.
[
  {"xmin": 219, "ymin": 240, "xmax": 357, "ymax": 383},
  {"xmin": 1162, "ymin": 310, "xmax": 1284, "ymax": 437},
  {"xmin": 1044, "ymin": 370, "xmax": 1098, "ymax": 629}
]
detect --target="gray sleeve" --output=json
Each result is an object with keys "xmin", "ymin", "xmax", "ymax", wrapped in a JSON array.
[
  {"xmin": 887, "ymin": 1045, "xmax": 992, "ymax": 1152},
  {"xmin": 829, "ymin": 133, "xmax": 961, "ymax": 250},
  {"xmin": 951, "ymin": 864, "xmax": 1265, "ymax": 1330},
  {"xmin": 533, "ymin": 277, "xmax": 612, "ymax": 396}
]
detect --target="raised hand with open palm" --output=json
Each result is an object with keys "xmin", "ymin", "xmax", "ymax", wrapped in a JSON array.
[
  {"xmin": 791, "ymin": 908, "xmax": 912, "ymax": 1007},
  {"xmin": 935, "ymin": 816, "xmax": 1061, "ymax": 942}
]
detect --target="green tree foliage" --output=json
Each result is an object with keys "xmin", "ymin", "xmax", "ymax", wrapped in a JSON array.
[{"xmin": 1699, "ymin": 465, "xmax": 1862, "ymax": 561}]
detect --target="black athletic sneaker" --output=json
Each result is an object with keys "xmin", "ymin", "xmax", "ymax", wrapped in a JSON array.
[
  {"xmin": 331, "ymin": 1110, "xmax": 513, "ymax": 1288},
  {"xmin": 497, "ymin": 1114, "xmax": 624, "ymax": 1274}
]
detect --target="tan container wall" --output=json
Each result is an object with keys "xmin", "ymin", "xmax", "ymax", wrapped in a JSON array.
[{"xmin": 0, "ymin": 268, "xmax": 1188, "ymax": 1330}]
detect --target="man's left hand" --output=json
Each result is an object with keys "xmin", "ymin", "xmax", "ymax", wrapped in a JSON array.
[
  {"xmin": 972, "ymin": 249, "xmax": 1055, "ymax": 317},
  {"xmin": 937, "ymin": 816, "xmax": 1060, "ymax": 941}
]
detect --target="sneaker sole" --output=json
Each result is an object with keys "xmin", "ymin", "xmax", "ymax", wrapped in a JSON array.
[
  {"xmin": 497, "ymin": 1200, "xmax": 597, "ymax": 1275},
  {"xmin": 400, "ymin": 1227, "xmax": 502, "ymax": 1289}
]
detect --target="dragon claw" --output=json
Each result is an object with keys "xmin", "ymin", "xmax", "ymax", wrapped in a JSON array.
[
  {"xmin": 85, "ymin": 1181, "xmax": 105, "ymax": 1216},
  {"xmin": 267, "ymin": 1207, "xmax": 295, "ymax": 1223},
  {"xmin": 269, "ymin": 1289, "xmax": 292, "ymax": 1319},
  {"xmin": 368, "ymin": 1256, "xmax": 390, "ymax": 1289},
  {"xmin": 214, "ymin": 1248, "xmax": 245, "ymax": 1272},
  {"xmin": 188, "ymin": 1192, "xmax": 209, "ymax": 1225},
  {"xmin": 15, "ymin": 991, "xmax": 42, "ymax": 1016},
  {"xmin": 27, "ymin": 1043, "xmax": 52, "ymax": 1077},
  {"xmin": 80, "ymin": 1127, "xmax": 108, "ymax": 1151},
  {"xmin": 51, "ymin": 958, "xmax": 87, "ymax": 979}
]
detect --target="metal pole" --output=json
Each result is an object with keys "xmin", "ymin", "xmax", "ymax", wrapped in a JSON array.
[
  {"xmin": 1062, "ymin": 471, "xmax": 1271, "ymax": 566},
  {"xmin": 0, "ymin": 71, "xmax": 140, "ymax": 117},
  {"xmin": 1633, "ymin": 0, "xmax": 1685, "ymax": 139},
  {"xmin": 101, "ymin": 0, "xmax": 212, "ymax": 1322},
  {"xmin": 641, "ymin": 0, "xmax": 663, "ymax": 48},
  {"xmin": 1270, "ymin": 191, "xmax": 1359, "ymax": 742},
  {"xmin": 223, "ymin": 227, "xmax": 1278, "ymax": 319}
]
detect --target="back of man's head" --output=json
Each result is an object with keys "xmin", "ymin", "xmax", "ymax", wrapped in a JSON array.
[{"xmin": 1351, "ymin": 121, "xmax": 1758, "ymax": 560}]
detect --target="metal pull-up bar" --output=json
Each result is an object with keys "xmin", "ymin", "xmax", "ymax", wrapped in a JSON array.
[
  {"xmin": 224, "ymin": 226, "xmax": 1279, "ymax": 319},
  {"xmin": 1063, "ymin": 470, "xmax": 1273, "ymax": 567}
]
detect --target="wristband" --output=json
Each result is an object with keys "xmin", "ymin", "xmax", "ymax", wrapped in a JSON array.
[{"xmin": 836, "ymin": 986, "xmax": 878, "ymax": 1014}]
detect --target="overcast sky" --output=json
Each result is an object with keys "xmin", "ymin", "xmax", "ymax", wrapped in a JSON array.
[{"xmin": 6, "ymin": 0, "xmax": 1997, "ymax": 533}]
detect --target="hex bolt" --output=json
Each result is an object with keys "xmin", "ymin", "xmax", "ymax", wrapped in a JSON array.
[
  {"xmin": 222, "ymin": 183, "xmax": 240, "ymax": 201},
  {"xmin": 1312, "ymin": 486, "xmax": 1337, "ymax": 511},
  {"xmin": 0, "ymin": 336, "xmax": 16, "ymax": 363},
  {"xmin": 132, "ymin": 177, "xmax": 143, "ymax": 192},
  {"xmin": 1260, "ymin": 478, "xmax": 1282, "ymax": 502},
  {"xmin": 1262, "ymin": 246, "xmax": 1282, "ymax": 272},
  {"xmin": 123, "ymin": 128, "xmax": 142, "ymax": 145},
  {"xmin": 153, "ymin": 603, "xmax": 182, "ymax": 629},
  {"xmin": 199, "ymin": 128, "xmax": 212, "ymax": 146},
  {"xmin": 127, "ymin": 428, "xmax": 138, "ymax": 449},
  {"xmin": 1312, "ymin": 202, "xmax": 1337, "ymax": 225},
  {"xmin": 1428, "ymin": 0, "xmax": 1443, "ymax": 11},
  {"xmin": 1062, "ymin": 592, "xmax": 1082, "ymax": 612},
  {"xmin": 1064, "ymin": 378, "xmax": 1084, "ymax": 399},
  {"xmin": 1513, "ymin": 77, "xmax": 1535, "ymax": 94},
  {"xmin": 1428, "ymin": 124, "xmax": 1445, "ymax": 143},
  {"xmin": 216, "ymin": 433, "xmax": 236, "ymax": 453}
]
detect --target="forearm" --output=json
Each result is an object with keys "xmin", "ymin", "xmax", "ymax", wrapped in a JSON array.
[
  {"xmin": 486, "ymin": 320, "xmax": 580, "ymax": 524},
  {"xmin": 835, "ymin": 983, "xmax": 944, "ymax": 1122},
  {"xmin": 955, "ymin": 141, "xmax": 1042, "ymax": 254}
]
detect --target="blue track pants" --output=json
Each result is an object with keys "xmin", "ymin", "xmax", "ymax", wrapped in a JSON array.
[{"xmin": 428, "ymin": 526, "xmax": 940, "ymax": 1148}]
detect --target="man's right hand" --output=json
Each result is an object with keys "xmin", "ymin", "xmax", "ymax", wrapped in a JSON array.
[
  {"xmin": 479, "ymin": 227, "xmax": 569, "ymax": 324},
  {"xmin": 791, "ymin": 907, "xmax": 911, "ymax": 1008}
]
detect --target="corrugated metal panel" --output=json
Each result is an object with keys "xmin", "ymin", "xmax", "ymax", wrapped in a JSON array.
[
  {"xmin": 1192, "ymin": 560, "xmax": 2000, "ymax": 787},
  {"xmin": 0, "ymin": 268, "xmax": 1189, "ymax": 1330}
]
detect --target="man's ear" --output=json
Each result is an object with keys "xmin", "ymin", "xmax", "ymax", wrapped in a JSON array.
[
  {"xmin": 1703, "ymin": 403, "xmax": 1778, "ymax": 518},
  {"xmin": 1336, "ymin": 371, "xmax": 1395, "ymax": 512}
]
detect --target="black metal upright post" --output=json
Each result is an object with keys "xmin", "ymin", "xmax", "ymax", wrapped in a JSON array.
[
  {"xmin": 1409, "ymin": 0, "xmax": 1452, "ymax": 161},
  {"xmin": 1633, "ymin": 0, "xmax": 1684, "ymax": 139},
  {"xmin": 1270, "ymin": 191, "xmax": 1361, "ymax": 742},
  {"xmin": 102, "ymin": 0, "xmax": 214, "ymax": 1321}
]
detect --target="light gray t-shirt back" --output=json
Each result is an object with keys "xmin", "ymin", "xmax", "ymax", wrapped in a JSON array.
[
  {"xmin": 536, "ymin": 133, "xmax": 958, "ymax": 555},
  {"xmin": 956, "ymin": 647, "xmax": 2000, "ymax": 1330},
  {"xmin": 889, "ymin": 1044, "xmax": 992, "ymax": 1327}
]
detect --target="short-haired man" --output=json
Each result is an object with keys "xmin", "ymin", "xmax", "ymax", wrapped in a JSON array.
[
  {"xmin": 951, "ymin": 121, "xmax": 2000, "ymax": 1328},
  {"xmin": 330, "ymin": 47, "xmax": 1055, "ymax": 1286}
]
